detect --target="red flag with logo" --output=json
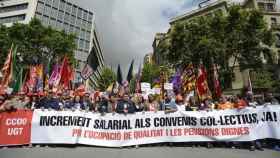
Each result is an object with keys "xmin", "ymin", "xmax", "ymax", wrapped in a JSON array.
[
  {"xmin": 196, "ymin": 65, "xmax": 211, "ymax": 100},
  {"xmin": 1, "ymin": 46, "xmax": 13, "ymax": 89},
  {"xmin": 213, "ymin": 64, "xmax": 222, "ymax": 98},
  {"xmin": 60, "ymin": 57, "xmax": 73, "ymax": 89}
]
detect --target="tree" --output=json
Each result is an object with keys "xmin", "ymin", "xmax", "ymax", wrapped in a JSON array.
[
  {"xmin": 251, "ymin": 70, "xmax": 275, "ymax": 89},
  {"xmin": 165, "ymin": 6, "xmax": 273, "ymax": 90},
  {"xmin": 141, "ymin": 63, "xmax": 174, "ymax": 87},
  {"xmin": 141, "ymin": 63, "xmax": 161, "ymax": 84},
  {"xmin": 0, "ymin": 18, "xmax": 76, "ymax": 68},
  {"xmin": 96, "ymin": 67, "xmax": 117, "ymax": 91}
]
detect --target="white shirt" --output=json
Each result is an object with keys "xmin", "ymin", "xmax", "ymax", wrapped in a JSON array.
[{"xmin": 177, "ymin": 104, "xmax": 185, "ymax": 111}]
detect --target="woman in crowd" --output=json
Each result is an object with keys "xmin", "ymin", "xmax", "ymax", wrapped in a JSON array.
[
  {"xmin": 217, "ymin": 96, "xmax": 233, "ymax": 110},
  {"xmin": 145, "ymin": 94, "xmax": 159, "ymax": 112},
  {"xmin": 72, "ymin": 95, "xmax": 85, "ymax": 110}
]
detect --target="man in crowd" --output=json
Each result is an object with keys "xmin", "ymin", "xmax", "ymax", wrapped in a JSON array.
[{"xmin": 116, "ymin": 94, "xmax": 136, "ymax": 114}]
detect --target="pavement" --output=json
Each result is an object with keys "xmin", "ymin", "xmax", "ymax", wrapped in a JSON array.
[{"xmin": 0, "ymin": 146, "xmax": 280, "ymax": 158}]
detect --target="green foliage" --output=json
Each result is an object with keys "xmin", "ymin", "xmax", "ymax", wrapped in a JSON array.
[
  {"xmin": 96, "ymin": 67, "xmax": 117, "ymax": 91},
  {"xmin": 141, "ymin": 63, "xmax": 174, "ymax": 86},
  {"xmin": 251, "ymin": 70, "xmax": 275, "ymax": 89},
  {"xmin": 141, "ymin": 63, "xmax": 161, "ymax": 84},
  {"xmin": 164, "ymin": 6, "xmax": 273, "ymax": 89},
  {"xmin": 129, "ymin": 76, "xmax": 137, "ymax": 93},
  {"xmin": 0, "ymin": 18, "xmax": 76, "ymax": 68}
]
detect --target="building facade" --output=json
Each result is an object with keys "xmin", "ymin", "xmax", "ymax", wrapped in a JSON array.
[
  {"xmin": 154, "ymin": 0, "xmax": 280, "ymax": 92},
  {"xmin": 143, "ymin": 53, "xmax": 153, "ymax": 65},
  {"xmin": 152, "ymin": 33, "xmax": 167, "ymax": 65},
  {"xmin": 0, "ymin": 0, "xmax": 105, "ymax": 89}
]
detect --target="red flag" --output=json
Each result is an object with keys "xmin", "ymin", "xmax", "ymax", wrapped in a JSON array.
[
  {"xmin": 18, "ymin": 70, "xmax": 29, "ymax": 95},
  {"xmin": 26, "ymin": 66, "xmax": 37, "ymax": 93},
  {"xmin": 74, "ymin": 84, "xmax": 86, "ymax": 96},
  {"xmin": 60, "ymin": 57, "xmax": 73, "ymax": 89},
  {"xmin": 1, "ymin": 46, "xmax": 13, "ymax": 89},
  {"xmin": 196, "ymin": 65, "xmax": 211, "ymax": 100},
  {"xmin": 213, "ymin": 64, "xmax": 222, "ymax": 98}
]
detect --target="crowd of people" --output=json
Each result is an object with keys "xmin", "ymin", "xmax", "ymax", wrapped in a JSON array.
[{"xmin": 0, "ymin": 88, "xmax": 280, "ymax": 151}]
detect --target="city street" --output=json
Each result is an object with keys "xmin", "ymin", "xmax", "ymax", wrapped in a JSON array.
[{"xmin": 1, "ymin": 147, "xmax": 280, "ymax": 158}]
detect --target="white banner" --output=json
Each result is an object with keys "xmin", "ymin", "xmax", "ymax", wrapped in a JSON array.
[
  {"xmin": 31, "ymin": 106, "xmax": 280, "ymax": 147},
  {"xmin": 164, "ymin": 83, "xmax": 173, "ymax": 90},
  {"xmin": 141, "ymin": 82, "xmax": 151, "ymax": 92}
]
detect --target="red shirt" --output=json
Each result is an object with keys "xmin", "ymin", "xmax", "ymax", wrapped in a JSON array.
[{"xmin": 234, "ymin": 99, "xmax": 248, "ymax": 109}]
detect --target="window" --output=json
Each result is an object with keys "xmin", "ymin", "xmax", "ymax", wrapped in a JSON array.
[
  {"xmin": 271, "ymin": 17, "xmax": 277, "ymax": 24},
  {"xmin": 77, "ymin": 8, "xmax": 83, "ymax": 18},
  {"xmin": 80, "ymin": 30, "xmax": 86, "ymax": 39},
  {"xmin": 81, "ymin": 20, "xmax": 87, "ymax": 29},
  {"xmin": 266, "ymin": 3, "xmax": 274, "ymax": 12},
  {"xmin": 72, "ymin": 6, "xmax": 77, "ymax": 16},
  {"xmin": 87, "ymin": 22, "xmax": 92, "ymax": 31},
  {"xmin": 59, "ymin": 1, "xmax": 65, "ymax": 11},
  {"xmin": 0, "ymin": 3, "xmax": 29, "ymax": 13},
  {"xmin": 43, "ymin": 5, "xmax": 51, "ymax": 15},
  {"xmin": 83, "ymin": 11, "xmax": 88, "ymax": 20},
  {"xmin": 45, "ymin": 0, "xmax": 52, "ymax": 6},
  {"xmin": 79, "ymin": 39, "xmax": 84, "ymax": 50},
  {"xmin": 86, "ymin": 31, "xmax": 91, "ymax": 41},
  {"xmin": 64, "ymin": 13, "xmax": 70, "ymax": 23},
  {"xmin": 85, "ymin": 41, "xmax": 90, "ymax": 50},
  {"xmin": 58, "ymin": 11, "xmax": 64, "ymax": 21},
  {"xmin": 36, "ymin": 2, "xmax": 44, "ymax": 14},
  {"xmin": 50, "ymin": 8, "xmax": 58, "ymax": 18},
  {"xmin": 76, "ymin": 18, "xmax": 81, "ymax": 26},
  {"xmin": 88, "ymin": 13, "xmax": 93, "ymax": 22},
  {"xmin": 65, "ymin": 3, "xmax": 72, "ymax": 13},
  {"xmin": 53, "ymin": 0, "xmax": 59, "ymax": 8},
  {"xmin": 0, "ymin": 14, "xmax": 26, "ymax": 24},
  {"xmin": 70, "ymin": 15, "xmax": 76, "ymax": 25}
]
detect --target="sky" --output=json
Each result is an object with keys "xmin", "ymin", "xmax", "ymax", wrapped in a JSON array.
[
  {"xmin": 73, "ymin": 0, "xmax": 279, "ymax": 75},
  {"xmin": 73, "ymin": 0, "xmax": 199, "ymax": 75}
]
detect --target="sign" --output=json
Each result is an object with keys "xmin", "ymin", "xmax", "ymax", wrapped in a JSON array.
[
  {"xmin": 164, "ymin": 83, "xmax": 173, "ymax": 90},
  {"xmin": 141, "ymin": 82, "xmax": 151, "ymax": 92},
  {"xmin": 153, "ymin": 88, "xmax": 161, "ymax": 95},
  {"xmin": 0, "ymin": 110, "xmax": 33, "ymax": 146},
  {"xmin": 31, "ymin": 106, "xmax": 280, "ymax": 147}
]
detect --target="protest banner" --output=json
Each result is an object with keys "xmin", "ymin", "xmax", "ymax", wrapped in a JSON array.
[
  {"xmin": 0, "ymin": 110, "xmax": 33, "ymax": 146},
  {"xmin": 31, "ymin": 106, "xmax": 280, "ymax": 147},
  {"xmin": 141, "ymin": 83, "xmax": 151, "ymax": 92},
  {"xmin": 153, "ymin": 88, "xmax": 161, "ymax": 95},
  {"xmin": 164, "ymin": 83, "xmax": 173, "ymax": 90}
]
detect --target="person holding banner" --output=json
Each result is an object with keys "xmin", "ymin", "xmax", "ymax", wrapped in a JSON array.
[
  {"xmin": 97, "ymin": 95, "xmax": 110, "ymax": 114},
  {"xmin": 233, "ymin": 95, "xmax": 248, "ymax": 109},
  {"xmin": 145, "ymin": 94, "xmax": 159, "ymax": 112},
  {"xmin": 161, "ymin": 94, "xmax": 178, "ymax": 113},
  {"xmin": 218, "ymin": 96, "xmax": 233, "ymax": 110},
  {"xmin": 116, "ymin": 94, "xmax": 136, "ymax": 114}
]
